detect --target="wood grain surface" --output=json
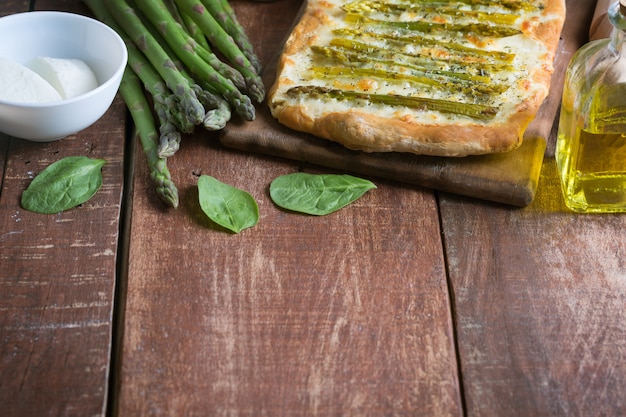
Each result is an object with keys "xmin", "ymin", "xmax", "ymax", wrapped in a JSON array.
[
  {"xmin": 119, "ymin": 142, "xmax": 462, "ymax": 416},
  {"xmin": 442, "ymin": 2, "xmax": 626, "ymax": 416},
  {"xmin": 443, "ymin": 171, "xmax": 626, "ymax": 417},
  {"xmin": 115, "ymin": 1, "xmax": 462, "ymax": 415},
  {"xmin": 0, "ymin": 2, "xmax": 125, "ymax": 416},
  {"xmin": 0, "ymin": 94, "xmax": 126, "ymax": 412},
  {"xmin": 0, "ymin": 0, "xmax": 28, "ymax": 16},
  {"xmin": 3, "ymin": 1, "xmax": 626, "ymax": 417}
]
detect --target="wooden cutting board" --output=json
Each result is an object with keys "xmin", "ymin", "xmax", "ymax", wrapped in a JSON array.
[{"xmin": 220, "ymin": 2, "xmax": 591, "ymax": 207}]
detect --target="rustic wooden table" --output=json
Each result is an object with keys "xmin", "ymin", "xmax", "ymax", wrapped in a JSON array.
[{"xmin": 2, "ymin": 1, "xmax": 625, "ymax": 416}]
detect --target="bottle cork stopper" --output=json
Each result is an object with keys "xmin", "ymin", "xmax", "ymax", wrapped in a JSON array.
[{"xmin": 621, "ymin": 0, "xmax": 626, "ymax": 15}]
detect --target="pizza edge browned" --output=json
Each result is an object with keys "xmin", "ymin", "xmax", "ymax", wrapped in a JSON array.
[{"xmin": 267, "ymin": 1, "xmax": 567, "ymax": 157}]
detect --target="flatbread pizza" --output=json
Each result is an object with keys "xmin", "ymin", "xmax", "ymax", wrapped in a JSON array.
[{"xmin": 267, "ymin": 0, "xmax": 566, "ymax": 157}]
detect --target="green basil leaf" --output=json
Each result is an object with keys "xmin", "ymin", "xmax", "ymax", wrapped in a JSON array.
[
  {"xmin": 269, "ymin": 173, "xmax": 376, "ymax": 215},
  {"xmin": 21, "ymin": 156, "xmax": 106, "ymax": 214},
  {"xmin": 197, "ymin": 175, "xmax": 259, "ymax": 233}
]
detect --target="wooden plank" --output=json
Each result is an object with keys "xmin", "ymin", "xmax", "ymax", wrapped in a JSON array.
[
  {"xmin": 221, "ymin": 108, "xmax": 547, "ymax": 207},
  {"xmin": 443, "ymin": 166, "xmax": 626, "ymax": 417},
  {"xmin": 0, "ymin": 0, "xmax": 28, "ymax": 16},
  {"xmin": 0, "ymin": 136, "xmax": 8, "ymax": 193},
  {"xmin": 442, "ymin": 2, "xmax": 626, "ymax": 416},
  {"xmin": 118, "ymin": 142, "xmax": 462, "ymax": 417},
  {"xmin": 115, "ymin": 1, "xmax": 462, "ymax": 415},
  {"xmin": 0, "ymin": 3, "xmax": 126, "ymax": 416},
  {"xmin": 0, "ymin": 100, "xmax": 127, "ymax": 417}
]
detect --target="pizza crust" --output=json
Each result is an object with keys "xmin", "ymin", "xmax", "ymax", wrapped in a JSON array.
[{"xmin": 268, "ymin": 0, "xmax": 566, "ymax": 157}]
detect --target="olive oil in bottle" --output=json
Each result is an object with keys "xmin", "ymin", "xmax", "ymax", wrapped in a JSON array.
[{"xmin": 556, "ymin": 0, "xmax": 626, "ymax": 213}]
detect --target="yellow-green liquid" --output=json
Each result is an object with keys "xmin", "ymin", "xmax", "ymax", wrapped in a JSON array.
[{"xmin": 557, "ymin": 108, "xmax": 626, "ymax": 213}]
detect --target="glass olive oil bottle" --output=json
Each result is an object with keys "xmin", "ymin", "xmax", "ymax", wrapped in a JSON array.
[{"xmin": 556, "ymin": 0, "xmax": 626, "ymax": 213}]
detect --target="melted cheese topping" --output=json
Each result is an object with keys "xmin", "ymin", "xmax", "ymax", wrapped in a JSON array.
[{"xmin": 271, "ymin": 0, "xmax": 562, "ymax": 126}]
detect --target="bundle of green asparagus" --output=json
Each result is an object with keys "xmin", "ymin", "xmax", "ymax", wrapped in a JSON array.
[{"xmin": 83, "ymin": 0, "xmax": 264, "ymax": 208}]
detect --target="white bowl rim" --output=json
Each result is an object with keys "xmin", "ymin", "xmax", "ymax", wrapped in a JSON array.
[{"xmin": 0, "ymin": 11, "xmax": 128, "ymax": 108}]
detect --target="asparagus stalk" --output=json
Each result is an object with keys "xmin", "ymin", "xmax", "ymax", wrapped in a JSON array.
[
  {"xmin": 106, "ymin": 0, "xmax": 205, "ymax": 129},
  {"xmin": 129, "ymin": 56, "xmax": 183, "ymax": 157},
  {"xmin": 192, "ymin": 85, "xmax": 232, "ymax": 130},
  {"xmin": 162, "ymin": 0, "xmax": 186, "ymax": 24},
  {"xmin": 131, "ymin": 0, "xmax": 256, "ymax": 120},
  {"xmin": 312, "ymin": 44, "xmax": 491, "ymax": 84},
  {"xmin": 163, "ymin": 0, "xmax": 214, "ymax": 53},
  {"xmin": 163, "ymin": 0, "xmax": 184, "ymax": 24},
  {"xmin": 309, "ymin": 65, "xmax": 505, "ymax": 98},
  {"xmin": 332, "ymin": 27, "xmax": 515, "ymax": 63},
  {"xmin": 202, "ymin": 95, "xmax": 232, "ymax": 131},
  {"xmin": 83, "ymin": 0, "xmax": 188, "ymax": 159},
  {"xmin": 179, "ymin": 75, "xmax": 232, "ymax": 131},
  {"xmin": 344, "ymin": 0, "xmax": 537, "ymax": 12},
  {"xmin": 139, "ymin": 14, "xmax": 234, "ymax": 130},
  {"xmin": 181, "ymin": 11, "xmax": 210, "ymax": 50},
  {"xmin": 175, "ymin": 0, "xmax": 264, "ymax": 102},
  {"xmin": 327, "ymin": 36, "xmax": 514, "ymax": 74},
  {"xmin": 172, "ymin": 3, "xmax": 212, "ymax": 52},
  {"xmin": 119, "ymin": 68, "xmax": 179, "ymax": 208},
  {"xmin": 139, "ymin": 0, "xmax": 246, "ymax": 92},
  {"xmin": 188, "ymin": 38, "xmax": 248, "ymax": 93},
  {"xmin": 342, "ymin": 0, "xmax": 520, "ymax": 25},
  {"xmin": 287, "ymin": 85, "xmax": 499, "ymax": 120},
  {"xmin": 201, "ymin": 0, "xmax": 262, "ymax": 74},
  {"xmin": 344, "ymin": 13, "xmax": 522, "ymax": 38},
  {"xmin": 310, "ymin": 41, "xmax": 510, "ymax": 97}
]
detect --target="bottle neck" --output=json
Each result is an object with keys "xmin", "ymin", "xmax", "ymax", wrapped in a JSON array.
[
  {"xmin": 609, "ymin": 1, "xmax": 626, "ymax": 50},
  {"xmin": 611, "ymin": 25, "xmax": 626, "ymax": 50}
]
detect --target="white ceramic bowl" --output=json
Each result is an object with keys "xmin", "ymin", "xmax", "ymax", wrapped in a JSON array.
[{"xmin": 0, "ymin": 11, "xmax": 127, "ymax": 141}]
